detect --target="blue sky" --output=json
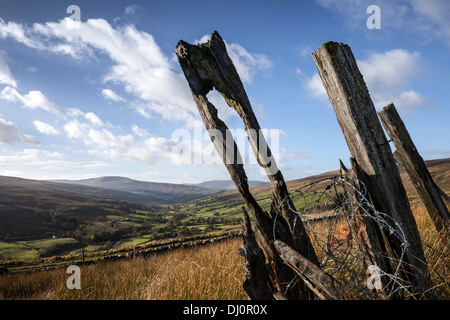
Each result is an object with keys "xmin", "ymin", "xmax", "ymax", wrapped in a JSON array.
[{"xmin": 0, "ymin": 0, "xmax": 448, "ymax": 183}]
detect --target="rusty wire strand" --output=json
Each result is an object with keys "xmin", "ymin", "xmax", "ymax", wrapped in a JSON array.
[{"xmin": 272, "ymin": 174, "xmax": 443, "ymax": 300}]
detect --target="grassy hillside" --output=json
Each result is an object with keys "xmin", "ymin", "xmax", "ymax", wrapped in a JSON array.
[
  {"xmin": 0, "ymin": 158, "xmax": 448, "ymax": 263},
  {"xmin": 0, "ymin": 202, "xmax": 447, "ymax": 300},
  {"xmin": 188, "ymin": 158, "xmax": 450, "ymax": 213}
]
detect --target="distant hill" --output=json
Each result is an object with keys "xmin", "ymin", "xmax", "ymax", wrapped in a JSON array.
[
  {"xmin": 0, "ymin": 181, "xmax": 149, "ymax": 241},
  {"xmin": 194, "ymin": 180, "xmax": 268, "ymax": 191},
  {"xmin": 52, "ymin": 176, "xmax": 219, "ymax": 204},
  {"xmin": 0, "ymin": 175, "xmax": 218, "ymax": 244}
]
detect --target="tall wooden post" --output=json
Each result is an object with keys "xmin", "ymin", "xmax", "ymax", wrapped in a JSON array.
[
  {"xmin": 379, "ymin": 103, "xmax": 449, "ymax": 236},
  {"xmin": 176, "ymin": 31, "xmax": 318, "ymax": 299},
  {"xmin": 312, "ymin": 41, "xmax": 433, "ymax": 297}
]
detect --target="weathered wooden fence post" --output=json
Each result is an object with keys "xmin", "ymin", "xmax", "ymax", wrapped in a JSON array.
[
  {"xmin": 378, "ymin": 103, "xmax": 450, "ymax": 236},
  {"xmin": 312, "ymin": 41, "xmax": 433, "ymax": 297},
  {"xmin": 339, "ymin": 159, "xmax": 389, "ymax": 298},
  {"xmin": 176, "ymin": 31, "xmax": 318, "ymax": 299}
]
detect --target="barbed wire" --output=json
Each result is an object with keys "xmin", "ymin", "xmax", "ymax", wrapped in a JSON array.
[{"xmin": 274, "ymin": 174, "xmax": 445, "ymax": 300}]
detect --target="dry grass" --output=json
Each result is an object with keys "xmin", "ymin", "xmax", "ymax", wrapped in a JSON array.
[
  {"xmin": 410, "ymin": 202, "xmax": 450, "ymax": 299},
  {"xmin": 0, "ymin": 203, "xmax": 448, "ymax": 300},
  {"xmin": 0, "ymin": 238, "xmax": 247, "ymax": 300}
]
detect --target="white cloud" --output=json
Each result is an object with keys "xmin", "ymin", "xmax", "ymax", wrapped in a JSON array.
[
  {"xmin": 0, "ymin": 149, "xmax": 69, "ymax": 170},
  {"xmin": 0, "ymin": 86, "xmax": 59, "ymax": 113},
  {"xmin": 131, "ymin": 124, "xmax": 149, "ymax": 137},
  {"xmin": 102, "ymin": 89, "xmax": 125, "ymax": 102},
  {"xmin": 33, "ymin": 18, "xmax": 197, "ymax": 124},
  {"xmin": 66, "ymin": 108, "xmax": 103, "ymax": 126},
  {"xmin": 84, "ymin": 112, "xmax": 104, "ymax": 126},
  {"xmin": 378, "ymin": 91, "xmax": 432, "ymax": 114},
  {"xmin": 33, "ymin": 120, "xmax": 60, "ymax": 135},
  {"xmin": 63, "ymin": 107, "xmax": 181, "ymax": 167},
  {"xmin": 305, "ymin": 73, "xmax": 327, "ymax": 100},
  {"xmin": 64, "ymin": 119, "xmax": 133, "ymax": 149},
  {"xmin": 0, "ymin": 51, "xmax": 17, "ymax": 87},
  {"xmin": 304, "ymin": 48, "xmax": 430, "ymax": 113},
  {"xmin": 357, "ymin": 49, "xmax": 421, "ymax": 93},
  {"xmin": 0, "ymin": 115, "xmax": 39, "ymax": 145},
  {"xmin": 226, "ymin": 42, "xmax": 273, "ymax": 83},
  {"xmin": 0, "ymin": 18, "xmax": 44, "ymax": 49},
  {"xmin": 357, "ymin": 49, "xmax": 431, "ymax": 112},
  {"xmin": 1, "ymin": 18, "xmax": 273, "ymax": 127}
]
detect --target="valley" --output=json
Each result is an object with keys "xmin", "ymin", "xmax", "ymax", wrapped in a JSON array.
[{"xmin": 0, "ymin": 158, "xmax": 449, "ymax": 272}]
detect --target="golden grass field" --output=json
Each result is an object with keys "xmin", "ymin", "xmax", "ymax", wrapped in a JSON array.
[
  {"xmin": 0, "ymin": 202, "xmax": 448, "ymax": 300},
  {"xmin": 0, "ymin": 237, "xmax": 247, "ymax": 300}
]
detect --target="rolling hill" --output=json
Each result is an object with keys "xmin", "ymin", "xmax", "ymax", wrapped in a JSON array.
[{"xmin": 52, "ymin": 176, "xmax": 219, "ymax": 203}]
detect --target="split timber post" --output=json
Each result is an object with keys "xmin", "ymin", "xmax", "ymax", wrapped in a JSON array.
[
  {"xmin": 176, "ymin": 31, "xmax": 319, "ymax": 299},
  {"xmin": 379, "ymin": 103, "xmax": 450, "ymax": 236},
  {"xmin": 312, "ymin": 41, "xmax": 433, "ymax": 298},
  {"xmin": 339, "ymin": 159, "xmax": 389, "ymax": 298}
]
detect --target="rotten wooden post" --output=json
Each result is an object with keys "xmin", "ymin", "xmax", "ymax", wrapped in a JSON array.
[
  {"xmin": 275, "ymin": 240, "xmax": 357, "ymax": 300},
  {"xmin": 240, "ymin": 207, "xmax": 274, "ymax": 300},
  {"xmin": 379, "ymin": 103, "xmax": 450, "ymax": 236},
  {"xmin": 312, "ymin": 41, "xmax": 433, "ymax": 297},
  {"xmin": 339, "ymin": 159, "xmax": 389, "ymax": 298},
  {"xmin": 176, "ymin": 31, "xmax": 318, "ymax": 299}
]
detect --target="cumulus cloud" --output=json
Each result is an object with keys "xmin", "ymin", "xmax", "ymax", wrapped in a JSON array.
[
  {"xmin": 357, "ymin": 49, "xmax": 431, "ymax": 113},
  {"xmin": 0, "ymin": 17, "xmax": 275, "ymax": 169},
  {"xmin": 304, "ymin": 48, "xmax": 431, "ymax": 113},
  {"xmin": 1, "ymin": 18, "xmax": 273, "ymax": 128},
  {"xmin": 0, "ymin": 18, "xmax": 44, "ymax": 49},
  {"xmin": 305, "ymin": 73, "xmax": 327, "ymax": 100},
  {"xmin": 357, "ymin": 49, "xmax": 421, "ymax": 92},
  {"xmin": 66, "ymin": 108, "xmax": 103, "ymax": 126},
  {"xmin": 0, "ymin": 86, "xmax": 59, "ymax": 113},
  {"xmin": 102, "ymin": 89, "xmax": 125, "ymax": 102},
  {"xmin": 33, "ymin": 120, "xmax": 60, "ymax": 135},
  {"xmin": 63, "ymin": 108, "xmax": 179, "ymax": 165},
  {"xmin": 0, "ymin": 115, "xmax": 39, "ymax": 145},
  {"xmin": 35, "ymin": 18, "xmax": 196, "ymax": 123},
  {"xmin": 227, "ymin": 43, "xmax": 273, "ymax": 83}
]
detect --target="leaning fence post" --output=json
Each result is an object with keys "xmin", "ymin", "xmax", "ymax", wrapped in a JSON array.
[
  {"xmin": 176, "ymin": 31, "xmax": 318, "ymax": 299},
  {"xmin": 312, "ymin": 41, "xmax": 433, "ymax": 297},
  {"xmin": 378, "ymin": 103, "xmax": 450, "ymax": 236}
]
